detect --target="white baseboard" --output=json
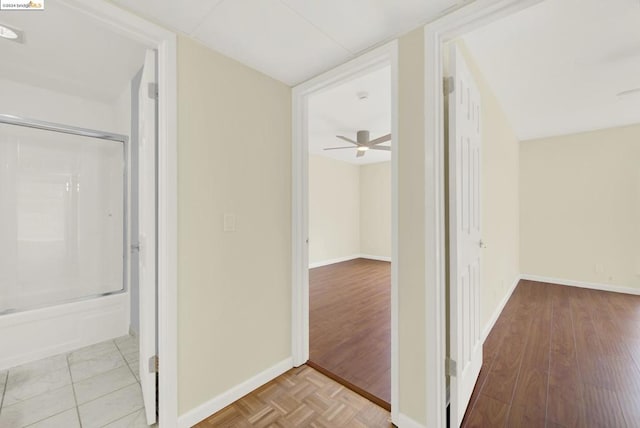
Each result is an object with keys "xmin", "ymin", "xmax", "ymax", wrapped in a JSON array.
[
  {"xmin": 481, "ymin": 275, "xmax": 520, "ymax": 344},
  {"xmin": 520, "ymin": 274, "xmax": 640, "ymax": 296},
  {"xmin": 360, "ymin": 254, "xmax": 392, "ymax": 262},
  {"xmin": 309, "ymin": 254, "xmax": 359, "ymax": 269},
  {"xmin": 309, "ymin": 253, "xmax": 391, "ymax": 269},
  {"xmin": 396, "ymin": 413, "xmax": 427, "ymax": 428},
  {"xmin": 178, "ymin": 357, "xmax": 293, "ymax": 428}
]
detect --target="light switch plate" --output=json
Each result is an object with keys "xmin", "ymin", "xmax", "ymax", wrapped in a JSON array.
[{"xmin": 223, "ymin": 214, "xmax": 236, "ymax": 232}]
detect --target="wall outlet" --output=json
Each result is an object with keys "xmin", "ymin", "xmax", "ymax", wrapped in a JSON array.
[{"xmin": 595, "ymin": 264, "xmax": 604, "ymax": 274}]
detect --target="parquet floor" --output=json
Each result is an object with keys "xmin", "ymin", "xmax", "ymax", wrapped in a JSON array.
[
  {"xmin": 462, "ymin": 280, "xmax": 640, "ymax": 427},
  {"xmin": 309, "ymin": 258, "xmax": 391, "ymax": 406},
  {"xmin": 194, "ymin": 365, "xmax": 392, "ymax": 427}
]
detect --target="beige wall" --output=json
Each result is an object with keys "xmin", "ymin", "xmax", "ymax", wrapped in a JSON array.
[
  {"xmin": 173, "ymin": 24, "xmax": 505, "ymax": 427},
  {"xmin": 398, "ymin": 27, "xmax": 427, "ymax": 424},
  {"xmin": 457, "ymin": 42, "xmax": 521, "ymax": 329},
  {"xmin": 308, "ymin": 157, "xmax": 391, "ymax": 264},
  {"xmin": 177, "ymin": 36, "xmax": 292, "ymax": 414},
  {"xmin": 520, "ymin": 124, "xmax": 640, "ymax": 289},
  {"xmin": 308, "ymin": 155, "xmax": 360, "ymax": 264},
  {"xmin": 360, "ymin": 161, "xmax": 392, "ymax": 258}
]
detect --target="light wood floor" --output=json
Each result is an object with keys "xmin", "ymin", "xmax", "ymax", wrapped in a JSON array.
[
  {"xmin": 194, "ymin": 365, "xmax": 392, "ymax": 427},
  {"xmin": 309, "ymin": 258, "xmax": 391, "ymax": 407},
  {"xmin": 462, "ymin": 280, "xmax": 640, "ymax": 427}
]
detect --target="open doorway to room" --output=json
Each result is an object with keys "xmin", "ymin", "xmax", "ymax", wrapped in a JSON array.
[
  {"xmin": 437, "ymin": 0, "xmax": 640, "ymax": 426},
  {"xmin": 292, "ymin": 42, "xmax": 398, "ymax": 417},
  {"xmin": 306, "ymin": 65, "xmax": 392, "ymax": 408}
]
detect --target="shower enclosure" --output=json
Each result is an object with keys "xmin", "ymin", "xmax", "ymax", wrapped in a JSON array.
[
  {"xmin": 0, "ymin": 114, "xmax": 130, "ymax": 368},
  {"xmin": 0, "ymin": 114, "xmax": 127, "ymax": 313}
]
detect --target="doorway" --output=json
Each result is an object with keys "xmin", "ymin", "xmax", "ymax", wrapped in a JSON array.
[
  {"xmin": 292, "ymin": 42, "xmax": 399, "ymax": 418},
  {"xmin": 306, "ymin": 65, "xmax": 393, "ymax": 407},
  {"xmin": 421, "ymin": 0, "xmax": 546, "ymax": 426},
  {"xmin": 0, "ymin": 0, "xmax": 177, "ymax": 425},
  {"xmin": 441, "ymin": 0, "xmax": 640, "ymax": 426}
]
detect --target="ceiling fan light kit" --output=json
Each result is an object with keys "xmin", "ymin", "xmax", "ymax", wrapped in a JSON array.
[{"xmin": 324, "ymin": 129, "xmax": 392, "ymax": 158}]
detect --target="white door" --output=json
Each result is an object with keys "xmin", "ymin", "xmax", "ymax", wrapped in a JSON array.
[
  {"xmin": 138, "ymin": 49, "xmax": 158, "ymax": 426},
  {"xmin": 448, "ymin": 44, "xmax": 483, "ymax": 427}
]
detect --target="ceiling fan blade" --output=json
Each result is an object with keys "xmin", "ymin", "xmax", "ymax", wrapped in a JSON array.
[
  {"xmin": 356, "ymin": 150, "xmax": 365, "ymax": 158},
  {"xmin": 324, "ymin": 146, "xmax": 356, "ymax": 150},
  {"xmin": 369, "ymin": 146, "xmax": 391, "ymax": 151},
  {"xmin": 368, "ymin": 133, "xmax": 392, "ymax": 145},
  {"xmin": 336, "ymin": 135, "xmax": 358, "ymax": 145}
]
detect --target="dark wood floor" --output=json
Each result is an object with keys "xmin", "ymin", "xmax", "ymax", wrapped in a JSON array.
[
  {"xmin": 194, "ymin": 365, "xmax": 392, "ymax": 427},
  {"xmin": 309, "ymin": 258, "xmax": 391, "ymax": 407},
  {"xmin": 462, "ymin": 280, "xmax": 640, "ymax": 428}
]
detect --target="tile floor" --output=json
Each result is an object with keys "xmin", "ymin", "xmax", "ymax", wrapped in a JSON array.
[{"xmin": 0, "ymin": 335, "xmax": 153, "ymax": 428}]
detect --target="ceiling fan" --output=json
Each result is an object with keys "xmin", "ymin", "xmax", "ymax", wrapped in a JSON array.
[{"xmin": 324, "ymin": 130, "xmax": 391, "ymax": 158}]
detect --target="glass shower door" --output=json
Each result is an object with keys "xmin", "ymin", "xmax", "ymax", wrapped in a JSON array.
[{"xmin": 0, "ymin": 120, "xmax": 125, "ymax": 314}]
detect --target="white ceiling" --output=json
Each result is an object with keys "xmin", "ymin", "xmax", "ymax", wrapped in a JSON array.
[
  {"xmin": 308, "ymin": 65, "xmax": 390, "ymax": 165},
  {"xmin": 0, "ymin": 2, "xmax": 146, "ymax": 103},
  {"xmin": 111, "ymin": 0, "xmax": 462, "ymax": 85},
  {"xmin": 462, "ymin": 0, "xmax": 640, "ymax": 141}
]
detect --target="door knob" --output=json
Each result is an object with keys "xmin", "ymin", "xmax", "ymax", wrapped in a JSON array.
[{"xmin": 479, "ymin": 240, "xmax": 487, "ymax": 249}]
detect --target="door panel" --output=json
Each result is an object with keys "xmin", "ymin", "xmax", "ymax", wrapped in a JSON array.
[
  {"xmin": 138, "ymin": 48, "xmax": 158, "ymax": 426},
  {"xmin": 448, "ymin": 44, "xmax": 483, "ymax": 428}
]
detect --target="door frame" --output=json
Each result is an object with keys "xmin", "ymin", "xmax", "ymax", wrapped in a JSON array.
[
  {"xmin": 423, "ymin": 0, "xmax": 543, "ymax": 426},
  {"xmin": 59, "ymin": 1, "xmax": 178, "ymax": 426},
  {"xmin": 291, "ymin": 41, "xmax": 399, "ymax": 422}
]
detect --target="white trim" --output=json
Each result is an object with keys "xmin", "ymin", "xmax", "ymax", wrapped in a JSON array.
[
  {"xmin": 177, "ymin": 358, "xmax": 293, "ymax": 428},
  {"xmin": 292, "ymin": 41, "xmax": 399, "ymax": 422},
  {"xmin": 519, "ymin": 119, "xmax": 640, "ymax": 142},
  {"xmin": 308, "ymin": 255, "xmax": 360, "ymax": 269},
  {"xmin": 57, "ymin": 1, "xmax": 178, "ymax": 426},
  {"xmin": 481, "ymin": 276, "xmax": 520, "ymax": 344},
  {"xmin": 397, "ymin": 413, "xmax": 427, "ymax": 428},
  {"xmin": 156, "ymin": 33, "xmax": 179, "ymax": 428},
  {"xmin": 360, "ymin": 254, "xmax": 392, "ymax": 263},
  {"xmin": 423, "ymin": 22, "xmax": 447, "ymax": 428},
  {"xmin": 520, "ymin": 274, "xmax": 640, "ymax": 296},
  {"xmin": 424, "ymin": 1, "xmax": 544, "ymax": 426},
  {"xmin": 308, "ymin": 254, "xmax": 392, "ymax": 268},
  {"xmin": 389, "ymin": 39, "xmax": 400, "ymax": 425}
]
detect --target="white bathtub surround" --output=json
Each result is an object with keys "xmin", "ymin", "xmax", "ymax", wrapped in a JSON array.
[
  {"xmin": 0, "ymin": 293, "xmax": 129, "ymax": 371},
  {"xmin": 0, "ymin": 336, "xmax": 151, "ymax": 428}
]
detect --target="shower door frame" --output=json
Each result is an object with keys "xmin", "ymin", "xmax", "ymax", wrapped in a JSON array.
[{"xmin": 0, "ymin": 114, "xmax": 130, "ymax": 311}]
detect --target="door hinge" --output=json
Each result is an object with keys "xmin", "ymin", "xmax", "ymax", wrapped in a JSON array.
[
  {"xmin": 148, "ymin": 82, "xmax": 159, "ymax": 100},
  {"xmin": 148, "ymin": 355, "xmax": 159, "ymax": 373},
  {"xmin": 446, "ymin": 358, "xmax": 457, "ymax": 377},
  {"xmin": 444, "ymin": 76, "xmax": 455, "ymax": 95}
]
